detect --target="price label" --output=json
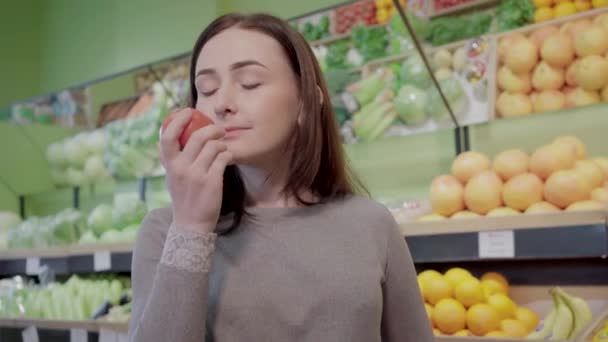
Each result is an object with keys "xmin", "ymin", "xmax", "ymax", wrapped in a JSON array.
[
  {"xmin": 478, "ymin": 230, "xmax": 515, "ymax": 258},
  {"xmin": 70, "ymin": 328, "xmax": 88, "ymax": 342},
  {"xmin": 25, "ymin": 257, "xmax": 40, "ymax": 275},
  {"xmin": 94, "ymin": 251, "xmax": 112, "ymax": 271},
  {"xmin": 21, "ymin": 326, "xmax": 39, "ymax": 342},
  {"xmin": 98, "ymin": 329, "xmax": 118, "ymax": 342}
]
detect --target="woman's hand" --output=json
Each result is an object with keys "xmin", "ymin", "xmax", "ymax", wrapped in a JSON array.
[{"xmin": 159, "ymin": 108, "xmax": 232, "ymax": 233}]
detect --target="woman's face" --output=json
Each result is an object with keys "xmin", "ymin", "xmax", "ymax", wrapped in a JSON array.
[{"xmin": 194, "ymin": 27, "xmax": 301, "ymax": 166}]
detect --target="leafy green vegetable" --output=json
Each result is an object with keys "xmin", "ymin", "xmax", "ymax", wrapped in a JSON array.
[
  {"xmin": 350, "ymin": 25, "xmax": 389, "ymax": 62},
  {"xmin": 426, "ymin": 77, "xmax": 469, "ymax": 121},
  {"xmin": 400, "ymin": 54, "xmax": 432, "ymax": 89},
  {"xmin": 87, "ymin": 204, "xmax": 113, "ymax": 237},
  {"xmin": 389, "ymin": 12, "xmax": 430, "ymax": 40},
  {"xmin": 299, "ymin": 16, "xmax": 331, "ymax": 41},
  {"xmin": 494, "ymin": 0, "xmax": 535, "ymax": 32},
  {"xmin": 427, "ymin": 12, "xmax": 492, "ymax": 46},
  {"xmin": 326, "ymin": 40, "xmax": 352, "ymax": 70}
]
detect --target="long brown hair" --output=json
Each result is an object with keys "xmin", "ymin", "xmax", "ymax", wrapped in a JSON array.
[{"xmin": 188, "ymin": 13, "xmax": 366, "ymax": 233}]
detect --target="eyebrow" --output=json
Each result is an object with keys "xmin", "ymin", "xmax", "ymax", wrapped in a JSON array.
[{"xmin": 196, "ymin": 60, "xmax": 268, "ymax": 77}]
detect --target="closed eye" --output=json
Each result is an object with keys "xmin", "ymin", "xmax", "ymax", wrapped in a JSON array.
[
  {"xmin": 242, "ymin": 83, "xmax": 261, "ymax": 90},
  {"xmin": 200, "ymin": 89, "xmax": 217, "ymax": 97}
]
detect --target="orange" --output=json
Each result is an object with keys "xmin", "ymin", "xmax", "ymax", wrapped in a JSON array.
[
  {"xmin": 433, "ymin": 298, "xmax": 467, "ymax": 334},
  {"xmin": 515, "ymin": 307, "xmax": 541, "ymax": 332},
  {"xmin": 467, "ymin": 304, "xmax": 501, "ymax": 336},
  {"xmin": 454, "ymin": 278, "xmax": 485, "ymax": 308},
  {"xmin": 487, "ymin": 293, "xmax": 517, "ymax": 320},
  {"xmin": 500, "ymin": 319, "xmax": 529, "ymax": 338},
  {"xmin": 424, "ymin": 276, "xmax": 453, "ymax": 305},
  {"xmin": 444, "ymin": 267, "xmax": 473, "ymax": 287},
  {"xmin": 481, "ymin": 272, "xmax": 510, "ymax": 292}
]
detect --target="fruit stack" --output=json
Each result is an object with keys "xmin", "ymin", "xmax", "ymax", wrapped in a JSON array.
[
  {"xmin": 374, "ymin": 0, "xmax": 405, "ymax": 24},
  {"xmin": 333, "ymin": 0, "xmax": 378, "ymax": 34},
  {"xmin": 418, "ymin": 269, "xmax": 541, "ymax": 338},
  {"xmin": 496, "ymin": 12, "xmax": 608, "ymax": 118},
  {"xmin": 419, "ymin": 135, "xmax": 608, "ymax": 221},
  {"xmin": 534, "ymin": 0, "xmax": 608, "ymax": 23}
]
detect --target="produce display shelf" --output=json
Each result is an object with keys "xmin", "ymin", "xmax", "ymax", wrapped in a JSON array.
[
  {"xmin": 309, "ymin": 23, "xmax": 385, "ymax": 47},
  {"xmin": 0, "ymin": 318, "xmax": 128, "ymax": 342},
  {"xmin": 401, "ymin": 210, "xmax": 608, "ymax": 263},
  {"xmin": 428, "ymin": 0, "xmax": 499, "ymax": 19},
  {"xmin": 0, "ymin": 243, "xmax": 133, "ymax": 276}
]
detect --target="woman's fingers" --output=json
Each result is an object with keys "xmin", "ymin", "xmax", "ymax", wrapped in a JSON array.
[
  {"xmin": 180, "ymin": 125, "xmax": 226, "ymax": 163},
  {"xmin": 159, "ymin": 110, "xmax": 192, "ymax": 162},
  {"xmin": 191, "ymin": 139, "xmax": 228, "ymax": 172},
  {"xmin": 208, "ymin": 151, "xmax": 233, "ymax": 181}
]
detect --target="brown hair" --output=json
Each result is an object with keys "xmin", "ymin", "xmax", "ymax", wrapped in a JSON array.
[{"xmin": 188, "ymin": 13, "xmax": 366, "ymax": 233}]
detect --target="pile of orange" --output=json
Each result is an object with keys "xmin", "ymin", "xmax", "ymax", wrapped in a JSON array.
[{"xmin": 418, "ymin": 268, "xmax": 541, "ymax": 338}]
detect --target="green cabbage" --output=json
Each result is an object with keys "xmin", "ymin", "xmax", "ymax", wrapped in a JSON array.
[
  {"xmin": 426, "ymin": 77, "xmax": 469, "ymax": 122},
  {"xmin": 112, "ymin": 195, "xmax": 147, "ymax": 230},
  {"xmin": 87, "ymin": 204, "xmax": 113, "ymax": 237},
  {"xmin": 401, "ymin": 55, "xmax": 432, "ymax": 89},
  {"xmin": 394, "ymin": 85, "xmax": 428, "ymax": 125}
]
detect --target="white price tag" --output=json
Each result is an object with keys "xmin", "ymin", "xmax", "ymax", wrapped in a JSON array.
[
  {"xmin": 21, "ymin": 326, "xmax": 39, "ymax": 342},
  {"xmin": 478, "ymin": 230, "xmax": 515, "ymax": 258},
  {"xmin": 98, "ymin": 329, "xmax": 118, "ymax": 342},
  {"xmin": 94, "ymin": 251, "xmax": 112, "ymax": 271},
  {"xmin": 25, "ymin": 257, "xmax": 40, "ymax": 275},
  {"xmin": 70, "ymin": 328, "xmax": 88, "ymax": 342}
]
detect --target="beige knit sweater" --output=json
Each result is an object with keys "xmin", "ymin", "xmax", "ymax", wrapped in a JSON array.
[{"xmin": 128, "ymin": 194, "xmax": 433, "ymax": 342}]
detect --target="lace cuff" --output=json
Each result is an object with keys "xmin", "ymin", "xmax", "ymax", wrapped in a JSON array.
[{"xmin": 160, "ymin": 224, "xmax": 217, "ymax": 273}]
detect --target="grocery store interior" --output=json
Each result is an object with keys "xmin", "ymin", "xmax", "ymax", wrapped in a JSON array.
[{"xmin": 1, "ymin": 0, "xmax": 608, "ymax": 341}]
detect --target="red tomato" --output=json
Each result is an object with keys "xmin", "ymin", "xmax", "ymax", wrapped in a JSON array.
[{"xmin": 161, "ymin": 109, "xmax": 214, "ymax": 149}]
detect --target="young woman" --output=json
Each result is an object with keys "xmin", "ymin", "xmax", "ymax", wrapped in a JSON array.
[{"xmin": 129, "ymin": 13, "xmax": 433, "ymax": 342}]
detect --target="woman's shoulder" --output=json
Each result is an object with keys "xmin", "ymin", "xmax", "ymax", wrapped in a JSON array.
[{"xmin": 327, "ymin": 193, "xmax": 397, "ymax": 228}]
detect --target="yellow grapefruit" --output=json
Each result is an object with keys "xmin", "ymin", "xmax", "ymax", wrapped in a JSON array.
[
  {"xmin": 529, "ymin": 143, "xmax": 576, "ymax": 180},
  {"xmin": 451, "ymin": 210, "xmax": 481, "ymax": 219},
  {"xmin": 451, "ymin": 151, "xmax": 491, "ymax": 184},
  {"xmin": 505, "ymin": 37, "xmax": 539, "ymax": 73},
  {"xmin": 541, "ymin": 32, "xmax": 575, "ymax": 68},
  {"xmin": 486, "ymin": 207, "xmax": 521, "ymax": 216},
  {"xmin": 593, "ymin": 157, "xmax": 608, "ymax": 178},
  {"xmin": 574, "ymin": 25, "xmax": 608, "ymax": 57},
  {"xmin": 502, "ymin": 173, "xmax": 544, "ymax": 211},
  {"xmin": 566, "ymin": 200, "xmax": 605, "ymax": 211},
  {"xmin": 430, "ymin": 175, "xmax": 465, "ymax": 216},
  {"xmin": 575, "ymin": 160, "xmax": 604, "ymax": 188},
  {"xmin": 500, "ymin": 319, "xmax": 529, "ymax": 338},
  {"xmin": 553, "ymin": 135, "xmax": 587, "ymax": 160},
  {"xmin": 530, "ymin": 26, "xmax": 560, "ymax": 49},
  {"xmin": 544, "ymin": 169, "xmax": 592, "ymax": 208},
  {"xmin": 493, "ymin": 149, "xmax": 530, "ymax": 181},
  {"xmin": 464, "ymin": 171, "xmax": 504, "ymax": 215},
  {"xmin": 525, "ymin": 201, "xmax": 561, "ymax": 214},
  {"xmin": 591, "ymin": 187, "xmax": 608, "ymax": 203}
]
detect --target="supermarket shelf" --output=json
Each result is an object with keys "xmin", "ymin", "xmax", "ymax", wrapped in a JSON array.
[
  {"xmin": 402, "ymin": 210, "xmax": 608, "ymax": 263},
  {"xmin": 0, "ymin": 318, "xmax": 128, "ymax": 342},
  {"xmin": 309, "ymin": 23, "xmax": 385, "ymax": 47},
  {"xmin": 0, "ymin": 243, "xmax": 133, "ymax": 276},
  {"xmin": 429, "ymin": 0, "xmax": 499, "ymax": 18}
]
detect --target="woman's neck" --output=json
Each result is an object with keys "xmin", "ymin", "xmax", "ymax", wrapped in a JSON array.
[{"xmin": 237, "ymin": 163, "xmax": 317, "ymax": 209}]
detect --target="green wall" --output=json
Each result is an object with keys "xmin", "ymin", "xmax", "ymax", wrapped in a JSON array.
[{"xmin": 0, "ymin": 1, "xmax": 42, "ymax": 107}]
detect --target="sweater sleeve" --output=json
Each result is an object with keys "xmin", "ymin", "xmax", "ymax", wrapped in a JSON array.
[
  {"xmin": 128, "ymin": 209, "xmax": 217, "ymax": 342},
  {"xmin": 380, "ymin": 213, "xmax": 434, "ymax": 342}
]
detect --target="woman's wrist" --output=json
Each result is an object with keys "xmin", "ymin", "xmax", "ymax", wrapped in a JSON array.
[{"xmin": 160, "ymin": 223, "xmax": 217, "ymax": 273}]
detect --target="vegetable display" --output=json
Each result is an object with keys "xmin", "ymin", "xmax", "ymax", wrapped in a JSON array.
[
  {"xmin": 427, "ymin": 12, "xmax": 492, "ymax": 46},
  {"xmin": 46, "ymin": 130, "xmax": 111, "ymax": 187},
  {"xmin": 494, "ymin": 0, "xmax": 535, "ymax": 32},
  {"xmin": 6, "ymin": 209, "xmax": 83, "ymax": 249},
  {"xmin": 0, "ymin": 275, "xmax": 131, "ymax": 322}
]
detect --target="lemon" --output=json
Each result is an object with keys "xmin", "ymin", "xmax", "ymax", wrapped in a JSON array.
[
  {"xmin": 454, "ymin": 278, "xmax": 485, "ymax": 308},
  {"xmin": 444, "ymin": 267, "xmax": 473, "ymax": 287},
  {"xmin": 434, "ymin": 298, "xmax": 467, "ymax": 334},
  {"xmin": 535, "ymin": 7, "xmax": 554, "ymax": 22},
  {"xmin": 424, "ymin": 276, "xmax": 453, "ymax": 305},
  {"xmin": 481, "ymin": 279, "xmax": 508, "ymax": 299},
  {"xmin": 534, "ymin": 0, "xmax": 554, "ymax": 6},
  {"xmin": 424, "ymin": 303, "xmax": 435, "ymax": 327},
  {"xmin": 481, "ymin": 272, "xmax": 510, "ymax": 292},
  {"xmin": 487, "ymin": 293, "xmax": 517, "ymax": 320},
  {"xmin": 418, "ymin": 270, "xmax": 442, "ymax": 287},
  {"xmin": 515, "ymin": 307, "xmax": 541, "ymax": 333},
  {"xmin": 593, "ymin": 0, "xmax": 608, "ymax": 7},
  {"xmin": 575, "ymin": 0, "xmax": 593, "ymax": 10},
  {"xmin": 555, "ymin": 2, "xmax": 578, "ymax": 17}
]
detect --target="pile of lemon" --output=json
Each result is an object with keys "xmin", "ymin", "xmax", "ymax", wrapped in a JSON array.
[
  {"xmin": 418, "ymin": 268, "xmax": 541, "ymax": 338},
  {"xmin": 534, "ymin": 0, "xmax": 608, "ymax": 23}
]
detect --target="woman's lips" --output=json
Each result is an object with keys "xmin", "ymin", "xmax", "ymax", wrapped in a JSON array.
[{"xmin": 223, "ymin": 126, "xmax": 250, "ymax": 138}]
